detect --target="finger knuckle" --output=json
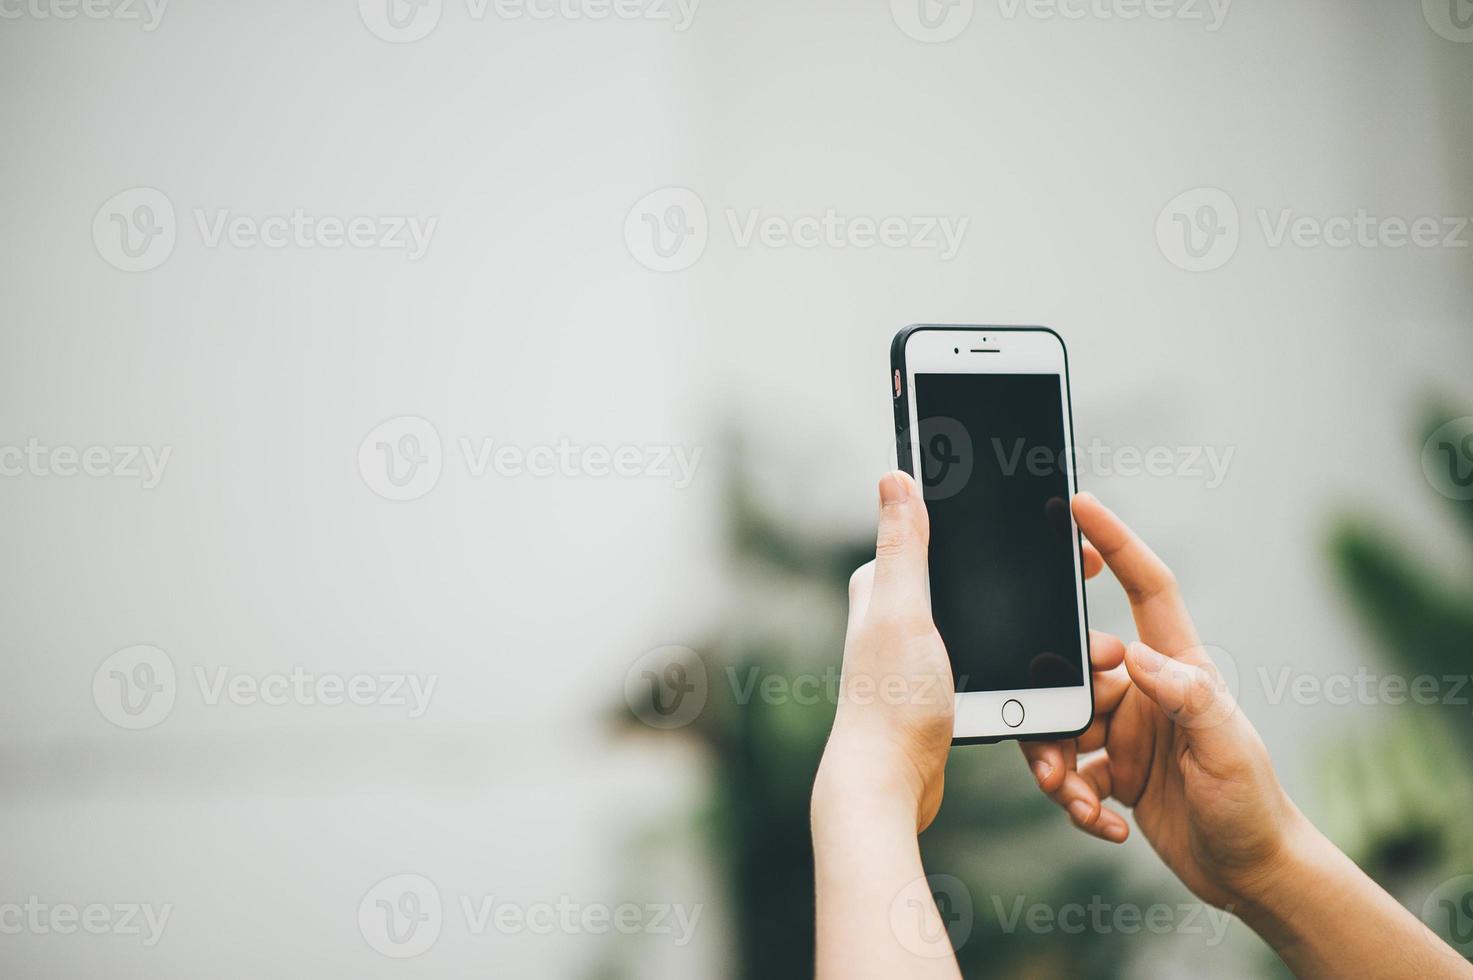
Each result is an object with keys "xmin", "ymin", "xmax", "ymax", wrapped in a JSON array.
[
  {"xmin": 1128, "ymin": 564, "xmax": 1179, "ymax": 604},
  {"xmin": 874, "ymin": 525, "xmax": 910, "ymax": 561}
]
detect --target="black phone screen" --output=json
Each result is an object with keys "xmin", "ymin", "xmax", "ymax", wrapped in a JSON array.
[{"xmin": 913, "ymin": 372, "xmax": 1085, "ymax": 693}]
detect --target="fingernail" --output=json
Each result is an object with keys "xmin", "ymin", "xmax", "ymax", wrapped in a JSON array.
[
  {"xmin": 879, "ymin": 471, "xmax": 910, "ymax": 505},
  {"xmin": 1128, "ymin": 642, "xmax": 1168, "ymax": 673},
  {"xmin": 1032, "ymin": 761, "xmax": 1053, "ymax": 784},
  {"xmin": 1074, "ymin": 491, "xmax": 1096, "ymax": 504},
  {"xmin": 1104, "ymin": 822, "xmax": 1128, "ymax": 843},
  {"xmin": 1068, "ymin": 800, "xmax": 1093, "ymax": 825}
]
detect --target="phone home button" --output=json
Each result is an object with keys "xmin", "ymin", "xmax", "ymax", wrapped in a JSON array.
[{"xmin": 1001, "ymin": 699, "xmax": 1025, "ymax": 728}]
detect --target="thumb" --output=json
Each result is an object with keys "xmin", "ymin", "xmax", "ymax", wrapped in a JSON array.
[
  {"xmin": 1124, "ymin": 641, "xmax": 1242, "ymax": 756},
  {"xmin": 870, "ymin": 471, "xmax": 931, "ymax": 620}
]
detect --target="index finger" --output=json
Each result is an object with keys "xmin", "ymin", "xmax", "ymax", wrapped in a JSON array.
[{"xmin": 1072, "ymin": 492, "xmax": 1201, "ymax": 658}]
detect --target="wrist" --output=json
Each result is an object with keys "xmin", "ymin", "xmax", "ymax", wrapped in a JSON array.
[
  {"xmin": 812, "ymin": 733, "xmax": 925, "ymax": 836},
  {"xmin": 1231, "ymin": 811, "xmax": 1339, "ymax": 951}
]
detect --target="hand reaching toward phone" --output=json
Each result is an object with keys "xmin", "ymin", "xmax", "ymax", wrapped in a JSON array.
[
  {"xmin": 1021, "ymin": 493, "xmax": 1472, "ymax": 978},
  {"xmin": 1019, "ymin": 492, "xmax": 1300, "ymax": 909}
]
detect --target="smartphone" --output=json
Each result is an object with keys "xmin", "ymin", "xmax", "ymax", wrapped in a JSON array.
[{"xmin": 890, "ymin": 325, "xmax": 1092, "ymax": 744}]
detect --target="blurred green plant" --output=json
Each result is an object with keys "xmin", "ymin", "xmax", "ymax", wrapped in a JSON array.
[
  {"xmin": 607, "ymin": 440, "xmax": 1202, "ymax": 979},
  {"xmin": 1322, "ymin": 403, "xmax": 1473, "ymax": 934}
]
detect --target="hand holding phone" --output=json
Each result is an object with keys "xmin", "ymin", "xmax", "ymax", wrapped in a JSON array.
[{"xmin": 814, "ymin": 468, "xmax": 1112, "ymax": 835}]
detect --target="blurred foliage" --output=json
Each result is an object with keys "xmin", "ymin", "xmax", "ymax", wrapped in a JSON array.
[
  {"xmin": 607, "ymin": 440, "xmax": 1195, "ymax": 979},
  {"xmin": 1323, "ymin": 402, "xmax": 1473, "ymax": 937}
]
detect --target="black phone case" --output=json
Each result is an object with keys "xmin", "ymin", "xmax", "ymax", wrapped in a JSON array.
[{"xmin": 890, "ymin": 324, "xmax": 1094, "ymax": 746}]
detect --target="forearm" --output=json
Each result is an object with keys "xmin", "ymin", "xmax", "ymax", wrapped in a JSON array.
[
  {"xmin": 811, "ymin": 764, "xmax": 961, "ymax": 980},
  {"xmin": 1240, "ymin": 819, "xmax": 1473, "ymax": 979}
]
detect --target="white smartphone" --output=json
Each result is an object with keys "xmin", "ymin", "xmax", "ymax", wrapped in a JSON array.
[{"xmin": 890, "ymin": 325, "xmax": 1093, "ymax": 744}]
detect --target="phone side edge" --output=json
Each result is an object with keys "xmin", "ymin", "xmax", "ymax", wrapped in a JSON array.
[{"xmin": 890, "ymin": 326, "xmax": 924, "ymax": 478}]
